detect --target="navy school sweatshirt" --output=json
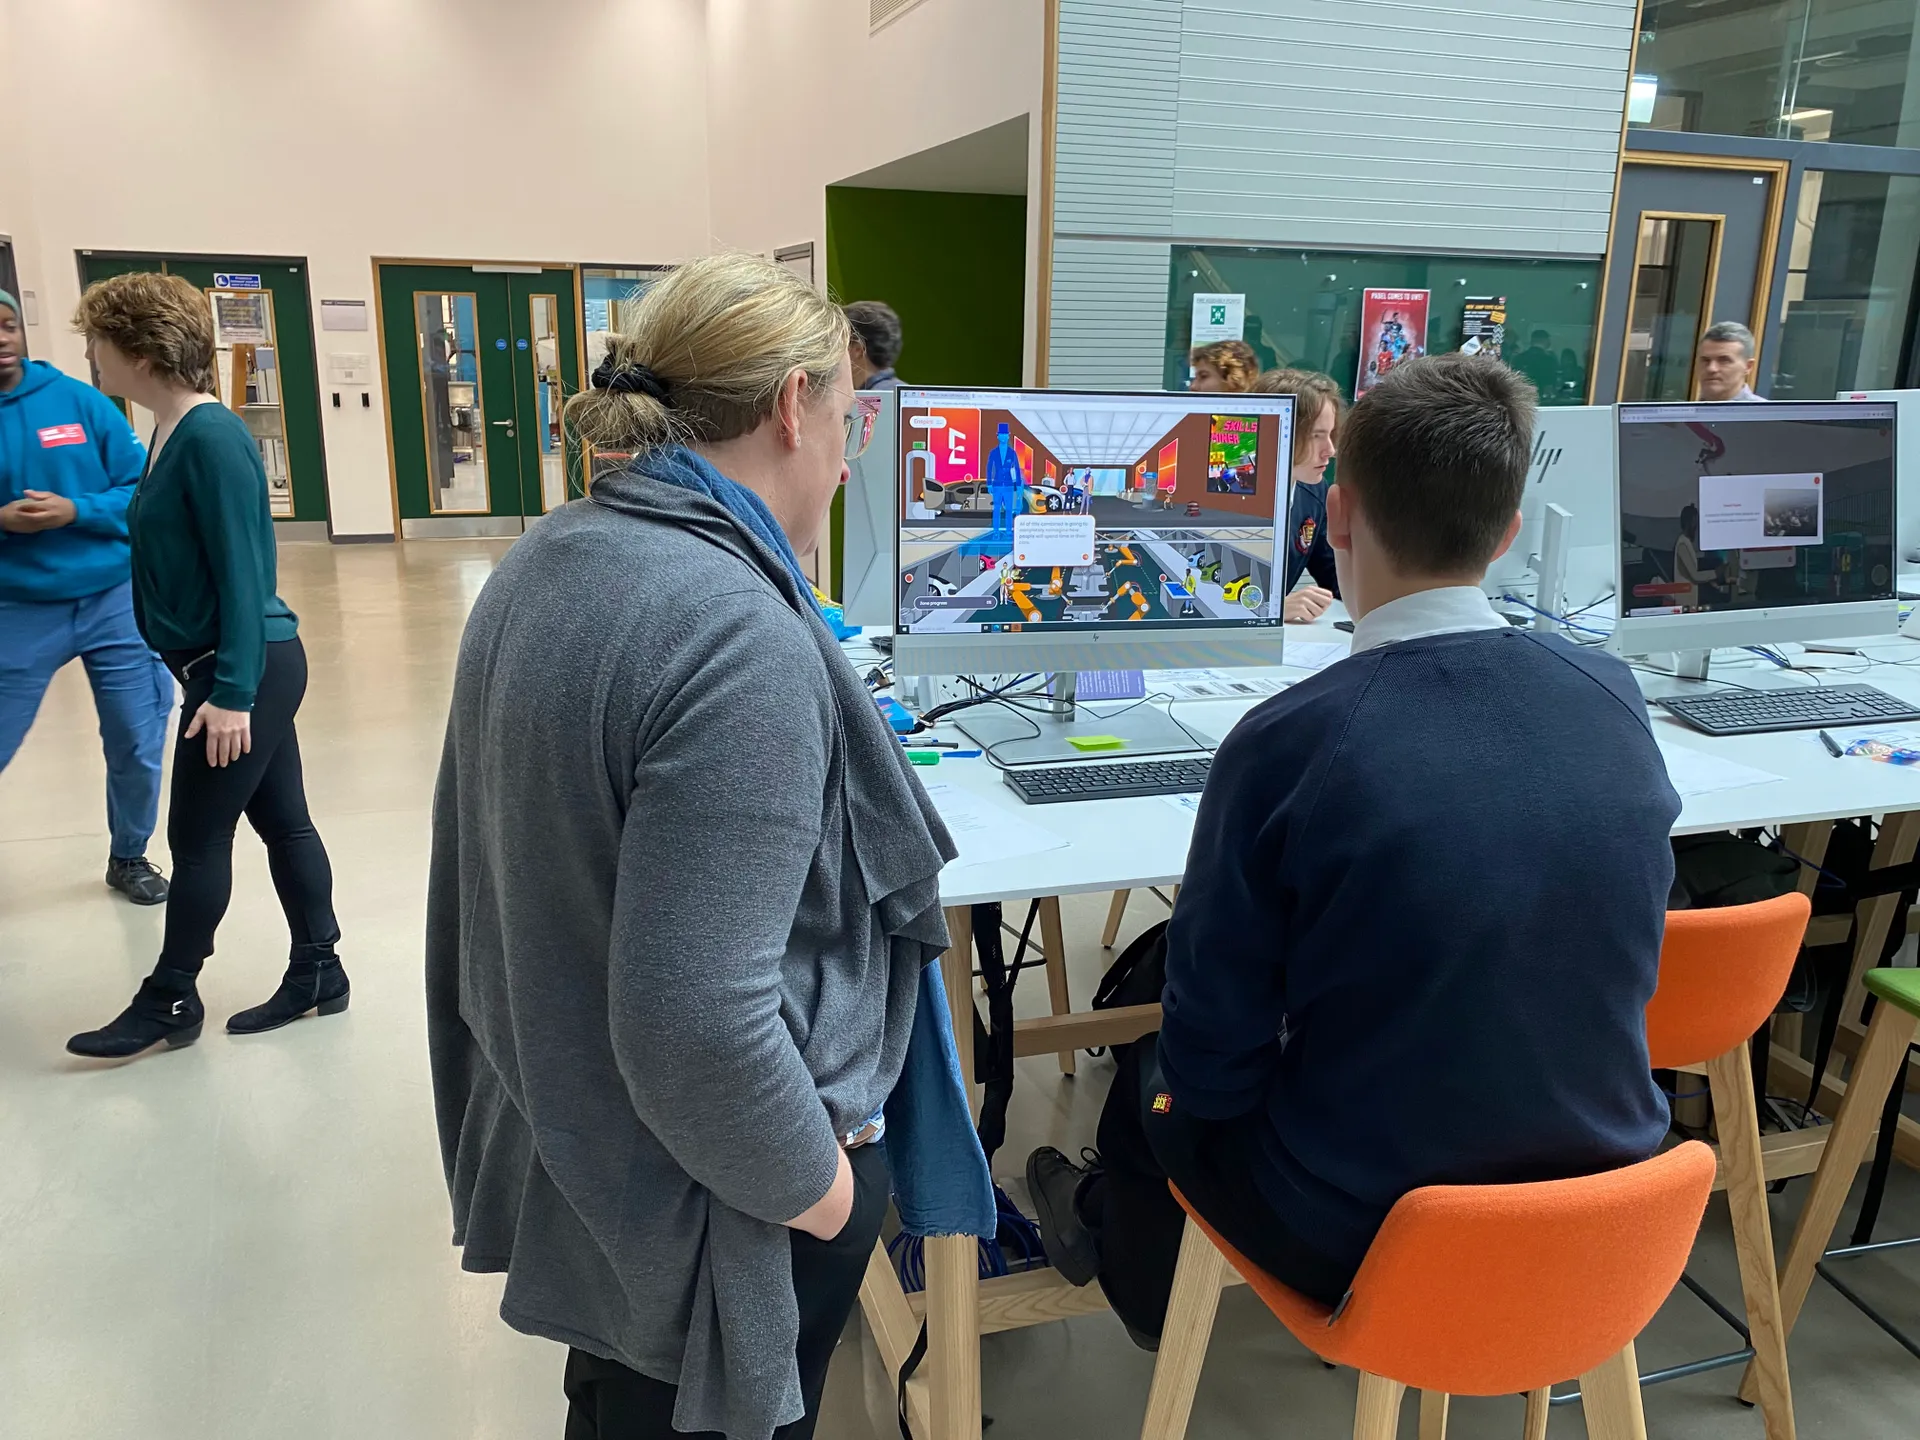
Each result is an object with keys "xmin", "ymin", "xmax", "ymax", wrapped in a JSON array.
[{"xmin": 1159, "ymin": 626, "xmax": 1678, "ymax": 1275}]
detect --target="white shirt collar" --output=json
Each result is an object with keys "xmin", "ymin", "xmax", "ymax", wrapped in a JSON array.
[{"xmin": 1348, "ymin": 585, "xmax": 1508, "ymax": 655}]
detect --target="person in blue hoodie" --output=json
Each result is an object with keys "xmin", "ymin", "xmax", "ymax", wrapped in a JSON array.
[{"xmin": 0, "ymin": 288, "xmax": 172, "ymax": 903}]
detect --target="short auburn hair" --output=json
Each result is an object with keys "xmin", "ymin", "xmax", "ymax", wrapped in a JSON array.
[
  {"xmin": 1250, "ymin": 368, "xmax": 1345, "ymax": 467},
  {"xmin": 73, "ymin": 272, "xmax": 217, "ymax": 393},
  {"xmin": 1189, "ymin": 339, "xmax": 1259, "ymax": 391},
  {"xmin": 1336, "ymin": 354, "xmax": 1535, "ymax": 575}
]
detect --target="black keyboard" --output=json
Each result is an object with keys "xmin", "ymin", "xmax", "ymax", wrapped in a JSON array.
[
  {"xmin": 1002, "ymin": 756, "xmax": 1213, "ymax": 805},
  {"xmin": 1657, "ymin": 684, "xmax": 1920, "ymax": 736}
]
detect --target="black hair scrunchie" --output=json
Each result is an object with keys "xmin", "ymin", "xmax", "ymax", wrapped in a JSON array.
[{"xmin": 590, "ymin": 351, "xmax": 673, "ymax": 404}]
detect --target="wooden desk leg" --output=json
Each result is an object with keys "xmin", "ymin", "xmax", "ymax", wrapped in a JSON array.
[
  {"xmin": 1418, "ymin": 1389, "xmax": 1450, "ymax": 1440},
  {"xmin": 1579, "ymin": 1343, "xmax": 1649, "ymax": 1440},
  {"xmin": 1353, "ymin": 1374, "xmax": 1408, "ymax": 1440},
  {"xmin": 1705, "ymin": 1043, "xmax": 1797, "ymax": 1440},
  {"xmin": 862, "ymin": 1241, "xmax": 931, "ymax": 1440},
  {"xmin": 943, "ymin": 906, "xmax": 977, "ymax": 1112},
  {"xmin": 1744, "ymin": 1000, "xmax": 1920, "ymax": 1404},
  {"xmin": 1037, "ymin": 896, "xmax": 1075, "ymax": 1075},
  {"xmin": 1522, "ymin": 1387, "xmax": 1551, "ymax": 1440},
  {"xmin": 1140, "ymin": 1216, "xmax": 1227, "ymax": 1440},
  {"xmin": 1102, "ymin": 890, "xmax": 1130, "ymax": 948},
  {"xmin": 926, "ymin": 1234, "xmax": 982, "ymax": 1440},
  {"xmin": 1842, "ymin": 811, "xmax": 1920, "ymax": 1027}
]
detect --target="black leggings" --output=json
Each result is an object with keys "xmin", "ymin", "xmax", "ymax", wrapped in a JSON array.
[
  {"xmin": 562, "ymin": 1143, "xmax": 892, "ymax": 1440},
  {"xmin": 158, "ymin": 638, "xmax": 338, "ymax": 976}
]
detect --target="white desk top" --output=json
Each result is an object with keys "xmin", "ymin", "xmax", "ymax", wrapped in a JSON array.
[{"xmin": 896, "ymin": 609, "xmax": 1920, "ymax": 907}]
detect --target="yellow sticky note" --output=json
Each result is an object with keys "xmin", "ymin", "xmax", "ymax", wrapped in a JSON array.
[{"xmin": 1067, "ymin": 734, "xmax": 1127, "ymax": 752}]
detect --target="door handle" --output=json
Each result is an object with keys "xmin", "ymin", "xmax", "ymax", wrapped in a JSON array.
[{"xmin": 491, "ymin": 419, "xmax": 516, "ymax": 435}]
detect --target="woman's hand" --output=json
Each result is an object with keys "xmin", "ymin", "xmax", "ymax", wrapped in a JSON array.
[
  {"xmin": 1282, "ymin": 586, "xmax": 1335, "ymax": 623},
  {"xmin": 185, "ymin": 701, "xmax": 252, "ymax": 768},
  {"xmin": 786, "ymin": 1146, "xmax": 855, "ymax": 1241}
]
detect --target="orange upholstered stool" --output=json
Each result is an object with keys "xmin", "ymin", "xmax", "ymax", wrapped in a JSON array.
[
  {"xmin": 1636, "ymin": 893, "xmax": 1811, "ymax": 1440},
  {"xmin": 1138, "ymin": 1143, "xmax": 1717, "ymax": 1440}
]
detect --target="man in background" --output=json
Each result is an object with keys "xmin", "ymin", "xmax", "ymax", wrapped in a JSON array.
[
  {"xmin": 0, "ymin": 288, "xmax": 172, "ymax": 904},
  {"xmin": 985, "ymin": 422, "xmax": 1027, "ymax": 540},
  {"xmin": 845, "ymin": 300, "xmax": 904, "ymax": 390},
  {"xmin": 1696, "ymin": 320, "xmax": 1764, "ymax": 402},
  {"xmin": 1509, "ymin": 328, "xmax": 1560, "ymax": 399}
]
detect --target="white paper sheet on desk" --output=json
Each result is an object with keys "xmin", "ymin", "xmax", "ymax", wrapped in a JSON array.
[
  {"xmin": 1161, "ymin": 793, "xmax": 1202, "ymax": 818},
  {"xmin": 924, "ymin": 783, "xmax": 1070, "ymax": 869},
  {"xmin": 1282, "ymin": 640, "xmax": 1349, "ymax": 673},
  {"xmin": 1150, "ymin": 668, "xmax": 1288, "ymax": 700},
  {"xmin": 1656, "ymin": 742, "xmax": 1787, "ymax": 799}
]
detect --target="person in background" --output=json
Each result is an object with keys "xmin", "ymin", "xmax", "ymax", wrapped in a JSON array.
[
  {"xmin": 1188, "ymin": 339, "xmax": 1259, "ymax": 393},
  {"xmin": 1509, "ymin": 328, "xmax": 1560, "ymax": 400},
  {"xmin": 429, "ymin": 253, "xmax": 988, "ymax": 1440},
  {"xmin": 0, "ymin": 287, "xmax": 173, "ymax": 905},
  {"xmin": 66, "ymin": 272, "xmax": 345, "ymax": 1059},
  {"xmin": 1251, "ymin": 368, "xmax": 1342, "ymax": 623},
  {"xmin": 1696, "ymin": 320, "xmax": 1763, "ymax": 402},
  {"xmin": 986, "ymin": 421, "xmax": 1027, "ymax": 539},
  {"xmin": 844, "ymin": 300, "xmax": 903, "ymax": 391},
  {"xmin": 1673, "ymin": 503, "xmax": 1721, "ymax": 609},
  {"xmin": 1027, "ymin": 355, "xmax": 1676, "ymax": 1348}
]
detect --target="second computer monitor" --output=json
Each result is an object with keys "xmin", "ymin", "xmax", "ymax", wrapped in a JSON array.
[
  {"xmin": 1613, "ymin": 399, "xmax": 1899, "ymax": 656},
  {"xmin": 891, "ymin": 387, "xmax": 1295, "ymax": 676}
]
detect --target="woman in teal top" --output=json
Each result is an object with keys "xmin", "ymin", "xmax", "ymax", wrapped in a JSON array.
[{"xmin": 67, "ymin": 273, "xmax": 346, "ymax": 1059}]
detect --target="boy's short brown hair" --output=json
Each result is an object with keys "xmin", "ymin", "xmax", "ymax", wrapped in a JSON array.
[
  {"xmin": 73, "ymin": 272, "xmax": 217, "ymax": 393},
  {"xmin": 1336, "ymin": 354, "xmax": 1535, "ymax": 575},
  {"xmin": 1188, "ymin": 339, "xmax": 1259, "ymax": 391}
]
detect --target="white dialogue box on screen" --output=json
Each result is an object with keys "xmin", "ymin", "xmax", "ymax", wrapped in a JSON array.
[
  {"xmin": 1012, "ymin": 514, "xmax": 1097, "ymax": 568},
  {"xmin": 1698, "ymin": 473, "xmax": 1825, "ymax": 550}
]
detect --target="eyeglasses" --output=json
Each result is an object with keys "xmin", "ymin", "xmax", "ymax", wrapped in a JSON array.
[{"xmin": 845, "ymin": 397, "xmax": 882, "ymax": 461}]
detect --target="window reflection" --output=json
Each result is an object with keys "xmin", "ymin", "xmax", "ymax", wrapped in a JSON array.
[
  {"xmin": 1772, "ymin": 172, "xmax": 1920, "ymax": 397},
  {"xmin": 1633, "ymin": 0, "xmax": 1920, "ymax": 147}
]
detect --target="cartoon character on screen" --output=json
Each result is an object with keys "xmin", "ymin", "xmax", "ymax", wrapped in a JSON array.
[{"xmin": 985, "ymin": 422, "xmax": 1028, "ymax": 539}]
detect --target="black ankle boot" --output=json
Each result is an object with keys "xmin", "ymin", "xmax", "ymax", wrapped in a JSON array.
[
  {"xmin": 227, "ymin": 953, "xmax": 350, "ymax": 1035},
  {"xmin": 67, "ymin": 968, "xmax": 205, "ymax": 1059}
]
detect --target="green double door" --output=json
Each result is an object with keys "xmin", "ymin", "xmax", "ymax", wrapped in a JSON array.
[
  {"xmin": 78, "ymin": 253, "xmax": 329, "ymax": 525},
  {"xmin": 378, "ymin": 263, "xmax": 582, "ymax": 535}
]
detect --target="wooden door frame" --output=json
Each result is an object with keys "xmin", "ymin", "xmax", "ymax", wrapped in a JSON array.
[
  {"xmin": 370, "ymin": 257, "xmax": 583, "ymax": 537},
  {"xmin": 1613, "ymin": 209, "xmax": 1728, "ymax": 402},
  {"xmin": 1591, "ymin": 154, "xmax": 1790, "ymax": 402}
]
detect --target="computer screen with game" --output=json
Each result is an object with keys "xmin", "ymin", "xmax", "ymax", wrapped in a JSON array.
[
  {"xmin": 891, "ymin": 387, "xmax": 1295, "ymax": 679},
  {"xmin": 1613, "ymin": 400, "xmax": 1898, "ymax": 657}
]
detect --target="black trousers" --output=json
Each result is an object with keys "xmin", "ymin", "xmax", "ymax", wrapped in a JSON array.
[
  {"xmin": 1087, "ymin": 1039, "xmax": 1357, "ymax": 1343},
  {"xmin": 158, "ymin": 638, "xmax": 339, "ymax": 976},
  {"xmin": 563, "ymin": 1142, "xmax": 892, "ymax": 1440}
]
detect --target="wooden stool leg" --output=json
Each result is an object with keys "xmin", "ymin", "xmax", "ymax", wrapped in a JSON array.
[
  {"xmin": 1139, "ymin": 1216, "xmax": 1229, "ymax": 1440},
  {"xmin": 1744, "ymin": 1001, "xmax": 1920, "ymax": 1403},
  {"xmin": 1103, "ymin": 889, "xmax": 1130, "ymax": 948},
  {"xmin": 1704, "ymin": 1042, "xmax": 1797, "ymax": 1440},
  {"xmin": 926, "ymin": 1233, "xmax": 981, "ymax": 1440},
  {"xmin": 1037, "ymin": 896, "xmax": 1075, "ymax": 1075},
  {"xmin": 1578, "ymin": 1342, "xmax": 1648, "ymax": 1440},
  {"xmin": 1522, "ymin": 1387, "xmax": 1550, "ymax": 1440},
  {"xmin": 1353, "ymin": 1373, "xmax": 1407, "ymax": 1440},
  {"xmin": 1418, "ymin": 1389, "xmax": 1449, "ymax": 1440}
]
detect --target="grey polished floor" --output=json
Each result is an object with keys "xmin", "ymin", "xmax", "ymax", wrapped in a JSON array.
[{"xmin": 2, "ymin": 538, "xmax": 1916, "ymax": 1438}]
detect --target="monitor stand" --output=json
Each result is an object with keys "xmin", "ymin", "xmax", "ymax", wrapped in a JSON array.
[{"xmin": 953, "ymin": 675, "xmax": 1209, "ymax": 765}]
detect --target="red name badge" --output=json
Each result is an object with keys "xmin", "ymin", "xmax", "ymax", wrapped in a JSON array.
[{"xmin": 38, "ymin": 424, "xmax": 87, "ymax": 448}]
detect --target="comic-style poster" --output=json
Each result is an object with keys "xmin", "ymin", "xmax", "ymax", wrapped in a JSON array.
[{"xmin": 1356, "ymin": 289, "xmax": 1430, "ymax": 396}]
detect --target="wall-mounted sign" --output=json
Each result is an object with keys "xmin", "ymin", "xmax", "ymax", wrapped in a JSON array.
[
  {"xmin": 213, "ymin": 273, "xmax": 261, "ymax": 290},
  {"xmin": 210, "ymin": 291, "xmax": 272, "ymax": 346},
  {"xmin": 319, "ymin": 298, "xmax": 369, "ymax": 331},
  {"xmin": 1191, "ymin": 293, "xmax": 1246, "ymax": 347},
  {"xmin": 326, "ymin": 352, "xmax": 374, "ymax": 386}
]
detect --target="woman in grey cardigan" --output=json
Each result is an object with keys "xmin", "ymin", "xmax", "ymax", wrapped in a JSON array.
[{"xmin": 427, "ymin": 254, "xmax": 975, "ymax": 1440}]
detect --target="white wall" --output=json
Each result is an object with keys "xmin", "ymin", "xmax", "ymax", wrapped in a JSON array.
[
  {"xmin": 0, "ymin": 0, "xmax": 49, "ymax": 354},
  {"xmin": 9, "ymin": 0, "xmax": 712, "ymax": 537},
  {"xmin": 703, "ymin": 0, "xmax": 1045, "ymax": 376}
]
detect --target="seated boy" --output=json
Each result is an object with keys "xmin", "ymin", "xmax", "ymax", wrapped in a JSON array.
[{"xmin": 1028, "ymin": 355, "xmax": 1678, "ymax": 1345}]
